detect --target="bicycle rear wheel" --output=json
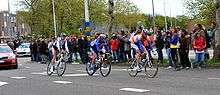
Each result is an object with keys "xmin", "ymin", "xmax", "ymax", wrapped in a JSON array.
[
  {"xmin": 100, "ymin": 59, "xmax": 111, "ymax": 77},
  {"xmin": 86, "ymin": 61, "xmax": 96, "ymax": 76},
  {"xmin": 127, "ymin": 59, "xmax": 138, "ymax": 77},
  {"xmin": 144, "ymin": 59, "xmax": 158, "ymax": 78},
  {"xmin": 57, "ymin": 60, "xmax": 66, "ymax": 76},
  {"xmin": 47, "ymin": 62, "xmax": 53, "ymax": 76}
]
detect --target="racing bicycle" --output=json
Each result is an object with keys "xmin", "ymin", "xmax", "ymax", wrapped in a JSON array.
[
  {"xmin": 127, "ymin": 49, "xmax": 159, "ymax": 78},
  {"xmin": 86, "ymin": 52, "xmax": 112, "ymax": 77},
  {"xmin": 47, "ymin": 51, "xmax": 68, "ymax": 76}
]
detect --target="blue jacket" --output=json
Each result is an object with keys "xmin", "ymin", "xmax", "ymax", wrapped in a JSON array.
[{"xmin": 170, "ymin": 35, "xmax": 179, "ymax": 45}]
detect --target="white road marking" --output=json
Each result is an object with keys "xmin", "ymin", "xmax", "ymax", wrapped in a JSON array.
[
  {"xmin": 10, "ymin": 77, "xmax": 26, "ymax": 79},
  {"xmin": 208, "ymin": 78, "xmax": 220, "ymax": 80},
  {"xmin": 119, "ymin": 88, "xmax": 150, "ymax": 93},
  {"xmin": 53, "ymin": 81, "xmax": 72, "ymax": 84},
  {"xmin": 75, "ymin": 70, "xmax": 87, "ymax": 72},
  {"xmin": 0, "ymin": 81, "xmax": 8, "ymax": 87},
  {"xmin": 31, "ymin": 72, "xmax": 47, "ymax": 75},
  {"xmin": 71, "ymin": 62, "xmax": 80, "ymax": 64},
  {"xmin": 24, "ymin": 66, "xmax": 30, "ymax": 69},
  {"xmin": 112, "ymin": 69, "xmax": 127, "ymax": 71},
  {"xmin": 63, "ymin": 74, "xmax": 98, "ymax": 77}
]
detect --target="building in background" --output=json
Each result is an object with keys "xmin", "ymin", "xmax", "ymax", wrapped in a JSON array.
[{"xmin": 0, "ymin": 11, "xmax": 30, "ymax": 43}]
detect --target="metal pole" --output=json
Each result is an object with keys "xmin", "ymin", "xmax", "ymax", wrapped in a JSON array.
[
  {"xmin": 8, "ymin": 0, "xmax": 11, "ymax": 39},
  {"xmin": 152, "ymin": 0, "xmax": 155, "ymax": 32},
  {"xmin": 170, "ymin": 8, "xmax": 173, "ymax": 27},
  {"xmin": 84, "ymin": 0, "xmax": 90, "ymax": 22},
  {"xmin": 52, "ymin": 0, "xmax": 57, "ymax": 37},
  {"xmin": 108, "ymin": 0, "xmax": 114, "ymax": 36},
  {"xmin": 164, "ymin": 0, "xmax": 167, "ymax": 32}
]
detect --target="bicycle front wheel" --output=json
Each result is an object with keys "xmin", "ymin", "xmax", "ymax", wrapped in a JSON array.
[
  {"xmin": 144, "ymin": 59, "xmax": 158, "ymax": 78},
  {"xmin": 86, "ymin": 61, "xmax": 96, "ymax": 76},
  {"xmin": 100, "ymin": 59, "xmax": 111, "ymax": 77},
  {"xmin": 47, "ymin": 62, "xmax": 53, "ymax": 76},
  {"xmin": 57, "ymin": 60, "xmax": 66, "ymax": 76},
  {"xmin": 127, "ymin": 59, "xmax": 138, "ymax": 77}
]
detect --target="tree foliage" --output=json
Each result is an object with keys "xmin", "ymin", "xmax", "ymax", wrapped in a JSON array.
[
  {"xmin": 17, "ymin": 0, "xmax": 145, "ymax": 37},
  {"xmin": 185, "ymin": 0, "xmax": 216, "ymax": 26}
]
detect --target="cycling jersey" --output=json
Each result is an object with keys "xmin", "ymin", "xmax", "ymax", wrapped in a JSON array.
[
  {"xmin": 130, "ymin": 32, "xmax": 146, "ymax": 53},
  {"xmin": 90, "ymin": 36, "xmax": 109, "ymax": 54},
  {"xmin": 53, "ymin": 37, "xmax": 69, "ymax": 53}
]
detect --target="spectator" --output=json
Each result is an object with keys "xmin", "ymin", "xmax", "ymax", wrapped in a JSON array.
[
  {"xmin": 67, "ymin": 37, "xmax": 74, "ymax": 63},
  {"xmin": 170, "ymin": 28, "xmax": 180, "ymax": 70},
  {"xmin": 118, "ymin": 31, "xmax": 126, "ymax": 62},
  {"xmin": 109, "ymin": 34, "xmax": 120, "ymax": 63},
  {"xmin": 40, "ymin": 40, "xmax": 48, "ymax": 64},
  {"xmin": 32, "ymin": 41, "xmax": 38, "ymax": 61},
  {"xmin": 192, "ymin": 32, "xmax": 206, "ymax": 69},
  {"xmin": 7, "ymin": 41, "xmax": 14, "ymax": 50},
  {"xmin": 72, "ymin": 36, "xmax": 79, "ymax": 62},
  {"xmin": 179, "ymin": 29, "xmax": 191, "ymax": 69},
  {"xmin": 165, "ymin": 31, "xmax": 173, "ymax": 69},
  {"xmin": 36, "ymin": 40, "xmax": 42, "ymax": 63},
  {"xmin": 124, "ymin": 34, "xmax": 131, "ymax": 61},
  {"xmin": 155, "ymin": 30, "xmax": 164, "ymax": 64},
  {"xmin": 78, "ymin": 35, "xmax": 89, "ymax": 64}
]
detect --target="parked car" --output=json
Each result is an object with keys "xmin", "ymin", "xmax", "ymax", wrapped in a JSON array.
[
  {"xmin": 0, "ymin": 44, "xmax": 18, "ymax": 69},
  {"xmin": 16, "ymin": 43, "xmax": 31, "ymax": 57}
]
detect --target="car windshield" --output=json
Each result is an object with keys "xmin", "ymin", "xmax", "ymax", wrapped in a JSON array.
[
  {"xmin": 0, "ymin": 46, "xmax": 13, "ymax": 53},
  {"xmin": 19, "ymin": 44, "xmax": 30, "ymax": 48}
]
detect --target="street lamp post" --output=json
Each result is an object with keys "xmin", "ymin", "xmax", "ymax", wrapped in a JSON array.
[
  {"xmin": 108, "ymin": 0, "xmax": 114, "ymax": 36},
  {"xmin": 152, "ymin": 0, "xmax": 155, "ymax": 32},
  {"xmin": 52, "ymin": 0, "xmax": 57, "ymax": 37},
  {"xmin": 84, "ymin": 0, "xmax": 90, "ymax": 22},
  {"xmin": 164, "ymin": 0, "xmax": 168, "ymax": 32}
]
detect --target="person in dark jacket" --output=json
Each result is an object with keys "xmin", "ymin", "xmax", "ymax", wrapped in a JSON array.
[
  {"xmin": 67, "ymin": 37, "xmax": 75, "ymax": 63},
  {"xmin": 36, "ymin": 40, "xmax": 42, "ymax": 62},
  {"xmin": 179, "ymin": 29, "xmax": 191, "ymax": 69},
  {"xmin": 155, "ymin": 30, "xmax": 164, "ymax": 64},
  {"xmin": 78, "ymin": 35, "xmax": 89, "ymax": 64},
  {"xmin": 72, "ymin": 36, "xmax": 79, "ymax": 62},
  {"xmin": 32, "ymin": 40, "xmax": 38, "ymax": 61},
  {"xmin": 165, "ymin": 31, "xmax": 173, "ymax": 69},
  {"xmin": 40, "ymin": 40, "xmax": 48, "ymax": 64}
]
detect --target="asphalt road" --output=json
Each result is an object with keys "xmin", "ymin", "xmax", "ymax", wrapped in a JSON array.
[{"xmin": 0, "ymin": 57, "xmax": 220, "ymax": 95}]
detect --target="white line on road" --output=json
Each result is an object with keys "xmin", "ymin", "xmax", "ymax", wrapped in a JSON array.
[
  {"xmin": 10, "ymin": 77, "xmax": 26, "ymax": 79},
  {"xmin": 31, "ymin": 72, "xmax": 47, "ymax": 75},
  {"xmin": 53, "ymin": 81, "xmax": 72, "ymax": 84},
  {"xmin": 112, "ymin": 69, "xmax": 127, "ymax": 71},
  {"xmin": 63, "ymin": 74, "xmax": 98, "ymax": 77},
  {"xmin": 208, "ymin": 78, "xmax": 220, "ymax": 80},
  {"xmin": 0, "ymin": 81, "xmax": 8, "ymax": 87},
  {"xmin": 119, "ymin": 88, "xmax": 150, "ymax": 93},
  {"xmin": 24, "ymin": 66, "xmax": 30, "ymax": 69},
  {"xmin": 75, "ymin": 70, "xmax": 87, "ymax": 72}
]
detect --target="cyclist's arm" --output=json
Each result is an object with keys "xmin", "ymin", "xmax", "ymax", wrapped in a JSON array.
[
  {"xmin": 56, "ymin": 40, "xmax": 61, "ymax": 51},
  {"xmin": 65, "ymin": 40, "xmax": 69, "ymax": 53}
]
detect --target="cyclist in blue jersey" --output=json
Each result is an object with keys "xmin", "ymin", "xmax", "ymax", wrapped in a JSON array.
[
  {"xmin": 89, "ymin": 34, "xmax": 109, "ymax": 66},
  {"xmin": 130, "ymin": 29, "xmax": 148, "ymax": 71}
]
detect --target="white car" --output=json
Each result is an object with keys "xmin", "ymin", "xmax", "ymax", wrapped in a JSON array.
[{"xmin": 16, "ymin": 43, "xmax": 31, "ymax": 57}]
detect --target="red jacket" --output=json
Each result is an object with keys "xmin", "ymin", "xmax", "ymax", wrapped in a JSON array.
[
  {"xmin": 109, "ymin": 39, "xmax": 119, "ymax": 51},
  {"xmin": 193, "ymin": 36, "xmax": 206, "ymax": 51}
]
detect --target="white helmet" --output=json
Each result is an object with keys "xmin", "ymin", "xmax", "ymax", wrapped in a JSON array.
[{"xmin": 99, "ymin": 34, "xmax": 106, "ymax": 38}]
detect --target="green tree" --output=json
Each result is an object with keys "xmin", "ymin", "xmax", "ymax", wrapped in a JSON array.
[{"xmin": 185, "ymin": 0, "xmax": 216, "ymax": 26}]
